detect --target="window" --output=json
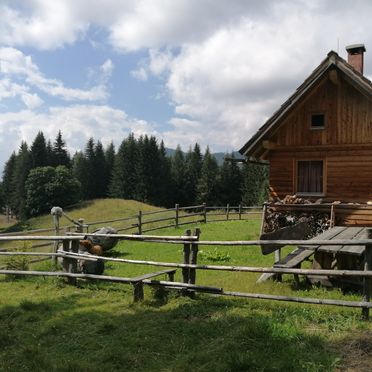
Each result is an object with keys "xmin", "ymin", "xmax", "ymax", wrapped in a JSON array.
[
  {"xmin": 311, "ymin": 113, "xmax": 325, "ymax": 129},
  {"xmin": 297, "ymin": 160, "xmax": 324, "ymax": 194}
]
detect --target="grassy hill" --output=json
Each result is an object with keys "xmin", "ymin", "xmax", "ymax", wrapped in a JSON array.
[
  {"xmin": 1, "ymin": 199, "xmax": 164, "ymax": 233},
  {"xmin": 0, "ymin": 200, "xmax": 371, "ymax": 371}
]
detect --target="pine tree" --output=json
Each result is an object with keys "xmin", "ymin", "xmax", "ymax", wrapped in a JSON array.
[
  {"xmin": 94, "ymin": 141, "xmax": 108, "ymax": 198},
  {"xmin": 171, "ymin": 145, "xmax": 187, "ymax": 205},
  {"xmin": 84, "ymin": 138, "xmax": 97, "ymax": 199},
  {"xmin": 10, "ymin": 142, "xmax": 32, "ymax": 218},
  {"xmin": 30, "ymin": 131, "xmax": 48, "ymax": 168},
  {"xmin": 46, "ymin": 140, "xmax": 53, "ymax": 166},
  {"xmin": 196, "ymin": 147, "xmax": 219, "ymax": 205},
  {"xmin": 72, "ymin": 152, "xmax": 89, "ymax": 200},
  {"xmin": 156, "ymin": 140, "xmax": 173, "ymax": 207},
  {"xmin": 52, "ymin": 131, "xmax": 70, "ymax": 167},
  {"xmin": 241, "ymin": 163, "xmax": 269, "ymax": 205},
  {"xmin": 2, "ymin": 152, "xmax": 16, "ymax": 209},
  {"xmin": 218, "ymin": 154, "xmax": 242, "ymax": 205},
  {"xmin": 105, "ymin": 142, "xmax": 115, "ymax": 187},
  {"xmin": 109, "ymin": 134, "xmax": 138, "ymax": 199},
  {"xmin": 185, "ymin": 143, "xmax": 203, "ymax": 205}
]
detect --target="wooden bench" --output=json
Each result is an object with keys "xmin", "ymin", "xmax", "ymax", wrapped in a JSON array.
[{"xmin": 130, "ymin": 269, "xmax": 177, "ymax": 301}]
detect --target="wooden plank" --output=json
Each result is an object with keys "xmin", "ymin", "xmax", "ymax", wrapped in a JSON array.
[
  {"xmin": 339, "ymin": 227, "xmax": 367, "ymax": 255},
  {"xmin": 299, "ymin": 226, "xmax": 346, "ymax": 251},
  {"xmin": 317, "ymin": 227, "xmax": 363, "ymax": 253},
  {"xmin": 130, "ymin": 269, "xmax": 177, "ymax": 283},
  {"xmin": 260, "ymin": 221, "xmax": 312, "ymax": 255},
  {"xmin": 274, "ymin": 247, "xmax": 314, "ymax": 268}
]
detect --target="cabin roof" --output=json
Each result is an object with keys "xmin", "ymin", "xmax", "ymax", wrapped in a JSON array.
[{"xmin": 239, "ymin": 51, "xmax": 372, "ymax": 157}]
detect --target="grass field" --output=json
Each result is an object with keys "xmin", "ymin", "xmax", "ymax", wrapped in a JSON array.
[{"xmin": 0, "ymin": 200, "xmax": 371, "ymax": 371}]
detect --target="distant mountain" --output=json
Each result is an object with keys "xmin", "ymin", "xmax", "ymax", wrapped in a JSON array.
[{"xmin": 165, "ymin": 148, "xmax": 244, "ymax": 165}]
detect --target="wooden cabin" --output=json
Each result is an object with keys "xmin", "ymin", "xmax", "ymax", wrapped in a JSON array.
[{"xmin": 240, "ymin": 45, "xmax": 372, "ymax": 207}]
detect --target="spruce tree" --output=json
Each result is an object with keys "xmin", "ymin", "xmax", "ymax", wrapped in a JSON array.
[
  {"xmin": 185, "ymin": 143, "xmax": 203, "ymax": 205},
  {"xmin": 241, "ymin": 162, "xmax": 269, "ymax": 205},
  {"xmin": 171, "ymin": 145, "xmax": 187, "ymax": 205},
  {"xmin": 30, "ymin": 131, "xmax": 48, "ymax": 168},
  {"xmin": 105, "ymin": 142, "xmax": 115, "ymax": 187},
  {"xmin": 2, "ymin": 152, "xmax": 16, "ymax": 209},
  {"xmin": 109, "ymin": 134, "xmax": 138, "ymax": 199},
  {"xmin": 196, "ymin": 147, "xmax": 219, "ymax": 205},
  {"xmin": 52, "ymin": 131, "xmax": 70, "ymax": 167},
  {"xmin": 94, "ymin": 141, "xmax": 109, "ymax": 198},
  {"xmin": 157, "ymin": 140, "xmax": 173, "ymax": 207},
  {"xmin": 84, "ymin": 138, "xmax": 97, "ymax": 199},
  {"xmin": 72, "ymin": 152, "xmax": 89, "ymax": 200},
  {"xmin": 10, "ymin": 142, "xmax": 32, "ymax": 218},
  {"xmin": 219, "ymin": 154, "xmax": 242, "ymax": 205}
]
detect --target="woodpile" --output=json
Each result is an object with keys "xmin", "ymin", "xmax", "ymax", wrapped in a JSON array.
[{"xmin": 265, "ymin": 195, "xmax": 331, "ymax": 237}]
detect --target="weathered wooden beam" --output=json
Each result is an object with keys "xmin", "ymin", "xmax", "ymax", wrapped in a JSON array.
[
  {"xmin": 262, "ymin": 140, "xmax": 277, "ymax": 150},
  {"xmin": 329, "ymin": 69, "xmax": 339, "ymax": 85},
  {"xmin": 260, "ymin": 222, "xmax": 312, "ymax": 255},
  {"xmin": 60, "ymin": 251, "xmax": 372, "ymax": 277}
]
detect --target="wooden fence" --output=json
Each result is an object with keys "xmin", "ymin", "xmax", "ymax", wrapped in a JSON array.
[
  {"xmin": 0, "ymin": 232, "xmax": 371, "ymax": 320},
  {"xmin": 0, "ymin": 204, "xmax": 262, "ymax": 267}
]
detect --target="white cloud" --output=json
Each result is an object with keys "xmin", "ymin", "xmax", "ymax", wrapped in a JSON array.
[
  {"xmin": 100, "ymin": 59, "xmax": 114, "ymax": 80},
  {"xmin": 2, "ymin": 0, "xmax": 372, "ymax": 157},
  {"xmin": 0, "ymin": 47, "xmax": 109, "ymax": 104},
  {"xmin": 131, "ymin": 67, "xmax": 148, "ymax": 81},
  {"xmin": 0, "ymin": 104, "xmax": 157, "ymax": 170},
  {"xmin": 0, "ymin": 78, "xmax": 44, "ymax": 109}
]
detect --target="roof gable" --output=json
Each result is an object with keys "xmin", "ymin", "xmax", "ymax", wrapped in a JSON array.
[{"xmin": 239, "ymin": 51, "xmax": 372, "ymax": 157}]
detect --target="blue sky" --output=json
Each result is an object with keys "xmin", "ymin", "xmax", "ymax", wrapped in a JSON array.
[{"xmin": 1, "ymin": 0, "xmax": 372, "ymax": 173}]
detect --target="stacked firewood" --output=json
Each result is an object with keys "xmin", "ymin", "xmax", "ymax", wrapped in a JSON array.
[{"xmin": 264, "ymin": 195, "xmax": 331, "ymax": 237}]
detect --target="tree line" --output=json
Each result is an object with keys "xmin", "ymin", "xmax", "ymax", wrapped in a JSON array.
[{"xmin": 0, "ymin": 131, "xmax": 268, "ymax": 219}]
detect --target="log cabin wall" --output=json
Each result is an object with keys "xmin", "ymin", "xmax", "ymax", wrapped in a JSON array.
[{"xmin": 266, "ymin": 72, "xmax": 372, "ymax": 203}]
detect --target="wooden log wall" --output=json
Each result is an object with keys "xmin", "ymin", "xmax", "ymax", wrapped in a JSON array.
[{"xmin": 264, "ymin": 71, "xmax": 372, "ymax": 206}]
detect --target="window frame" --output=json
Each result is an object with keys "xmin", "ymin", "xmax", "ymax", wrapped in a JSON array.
[
  {"xmin": 310, "ymin": 112, "xmax": 326, "ymax": 130},
  {"xmin": 295, "ymin": 159, "xmax": 326, "ymax": 197}
]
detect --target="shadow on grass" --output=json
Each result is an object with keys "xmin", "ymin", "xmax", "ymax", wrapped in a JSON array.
[{"xmin": 0, "ymin": 289, "xmax": 339, "ymax": 372}]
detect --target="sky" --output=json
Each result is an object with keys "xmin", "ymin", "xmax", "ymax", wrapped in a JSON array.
[{"xmin": 1, "ymin": 0, "xmax": 372, "ymax": 173}]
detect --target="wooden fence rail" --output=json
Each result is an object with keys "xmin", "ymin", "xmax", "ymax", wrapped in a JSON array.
[{"xmin": 0, "ymin": 232, "xmax": 371, "ymax": 319}]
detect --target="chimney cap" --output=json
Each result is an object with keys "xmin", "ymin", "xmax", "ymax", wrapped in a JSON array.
[{"xmin": 346, "ymin": 44, "xmax": 366, "ymax": 54}]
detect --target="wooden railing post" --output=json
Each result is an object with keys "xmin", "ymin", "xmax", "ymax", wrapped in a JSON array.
[
  {"xmin": 182, "ymin": 230, "xmax": 191, "ymax": 287},
  {"xmin": 203, "ymin": 203, "xmax": 207, "ymax": 224},
  {"xmin": 138, "ymin": 210, "xmax": 142, "ymax": 235},
  {"xmin": 238, "ymin": 204, "xmax": 242, "ymax": 220},
  {"xmin": 189, "ymin": 228, "xmax": 200, "ymax": 286},
  {"xmin": 260, "ymin": 203, "xmax": 268, "ymax": 235},
  {"xmin": 175, "ymin": 204, "xmax": 179, "ymax": 228},
  {"xmin": 330, "ymin": 204, "xmax": 336, "ymax": 228},
  {"xmin": 226, "ymin": 204, "xmax": 230, "ymax": 221},
  {"xmin": 362, "ymin": 232, "xmax": 372, "ymax": 320}
]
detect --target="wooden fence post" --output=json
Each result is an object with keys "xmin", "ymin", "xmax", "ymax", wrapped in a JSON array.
[
  {"xmin": 260, "ymin": 203, "xmax": 268, "ymax": 235},
  {"xmin": 62, "ymin": 239, "xmax": 77, "ymax": 285},
  {"xmin": 226, "ymin": 204, "xmax": 230, "ymax": 221},
  {"xmin": 182, "ymin": 230, "xmax": 191, "ymax": 287},
  {"xmin": 362, "ymin": 232, "xmax": 372, "ymax": 320},
  {"xmin": 238, "ymin": 204, "xmax": 242, "ymax": 220},
  {"xmin": 203, "ymin": 203, "xmax": 207, "ymax": 224},
  {"xmin": 175, "ymin": 204, "xmax": 179, "ymax": 228},
  {"xmin": 330, "ymin": 204, "xmax": 336, "ymax": 228},
  {"xmin": 189, "ymin": 228, "xmax": 200, "ymax": 287},
  {"xmin": 51, "ymin": 208, "xmax": 61, "ymax": 265},
  {"xmin": 138, "ymin": 210, "xmax": 142, "ymax": 235}
]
